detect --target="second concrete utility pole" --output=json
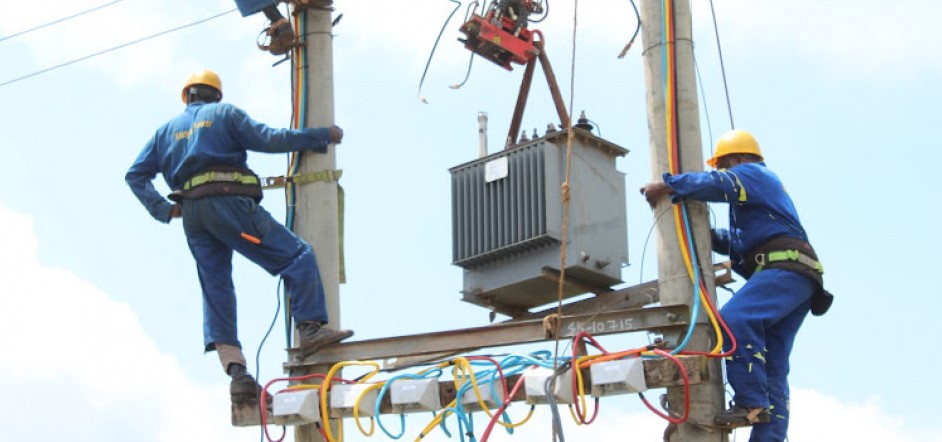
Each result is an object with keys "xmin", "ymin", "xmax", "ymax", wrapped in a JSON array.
[{"xmin": 639, "ymin": 0, "xmax": 727, "ymax": 440}]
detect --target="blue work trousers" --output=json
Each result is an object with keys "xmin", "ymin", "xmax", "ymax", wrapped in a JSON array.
[
  {"xmin": 720, "ymin": 268, "xmax": 815, "ymax": 442},
  {"xmin": 181, "ymin": 196, "xmax": 328, "ymax": 351}
]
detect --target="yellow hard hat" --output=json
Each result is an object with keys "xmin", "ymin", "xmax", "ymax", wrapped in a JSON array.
[
  {"xmin": 181, "ymin": 69, "xmax": 223, "ymax": 104},
  {"xmin": 707, "ymin": 129, "xmax": 763, "ymax": 168}
]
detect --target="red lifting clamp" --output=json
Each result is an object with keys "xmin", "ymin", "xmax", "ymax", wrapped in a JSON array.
[{"xmin": 458, "ymin": 0, "xmax": 543, "ymax": 71}]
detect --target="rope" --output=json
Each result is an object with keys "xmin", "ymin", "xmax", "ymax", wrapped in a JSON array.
[{"xmin": 550, "ymin": 2, "xmax": 580, "ymax": 440}]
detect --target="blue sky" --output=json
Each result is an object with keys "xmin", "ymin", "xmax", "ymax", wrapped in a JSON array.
[{"xmin": 1, "ymin": 0, "xmax": 940, "ymax": 440}]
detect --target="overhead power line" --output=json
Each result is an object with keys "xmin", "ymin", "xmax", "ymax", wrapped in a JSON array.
[
  {"xmin": 0, "ymin": 8, "xmax": 237, "ymax": 89},
  {"xmin": 0, "ymin": 0, "xmax": 127, "ymax": 44},
  {"xmin": 708, "ymin": 0, "xmax": 735, "ymax": 129}
]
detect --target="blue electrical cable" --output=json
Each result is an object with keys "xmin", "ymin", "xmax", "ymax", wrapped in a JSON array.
[
  {"xmin": 669, "ymin": 202, "xmax": 705, "ymax": 354},
  {"xmin": 374, "ymin": 369, "xmax": 445, "ymax": 439}
]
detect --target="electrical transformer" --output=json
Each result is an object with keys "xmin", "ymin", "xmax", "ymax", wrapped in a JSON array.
[{"xmin": 450, "ymin": 127, "xmax": 629, "ymax": 316}]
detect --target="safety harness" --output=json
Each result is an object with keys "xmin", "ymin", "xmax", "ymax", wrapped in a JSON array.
[
  {"xmin": 743, "ymin": 235, "xmax": 834, "ymax": 316},
  {"xmin": 169, "ymin": 166, "xmax": 263, "ymax": 202}
]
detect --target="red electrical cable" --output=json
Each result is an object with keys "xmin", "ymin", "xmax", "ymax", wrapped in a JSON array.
[
  {"xmin": 662, "ymin": 0, "xmax": 738, "ymax": 361},
  {"xmin": 680, "ymin": 280, "xmax": 738, "ymax": 358},
  {"xmin": 570, "ymin": 332, "xmax": 609, "ymax": 424},
  {"xmin": 259, "ymin": 373, "xmax": 328, "ymax": 442},
  {"xmin": 479, "ymin": 373, "xmax": 530, "ymax": 442},
  {"xmin": 638, "ymin": 349, "xmax": 690, "ymax": 424},
  {"xmin": 465, "ymin": 355, "xmax": 511, "ymax": 398}
]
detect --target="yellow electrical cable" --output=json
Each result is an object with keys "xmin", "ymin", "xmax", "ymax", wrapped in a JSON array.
[
  {"xmin": 660, "ymin": 0, "xmax": 727, "ymax": 357},
  {"xmin": 453, "ymin": 358, "xmax": 535, "ymax": 429},
  {"xmin": 567, "ymin": 404, "xmax": 584, "ymax": 425},
  {"xmin": 572, "ymin": 354, "xmax": 599, "ymax": 420},
  {"xmin": 417, "ymin": 358, "xmax": 500, "ymax": 441},
  {"xmin": 284, "ymin": 383, "xmax": 321, "ymax": 391},
  {"xmin": 353, "ymin": 383, "xmax": 383, "ymax": 437},
  {"xmin": 414, "ymin": 398, "xmax": 459, "ymax": 442},
  {"xmin": 319, "ymin": 361, "xmax": 382, "ymax": 442},
  {"xmin": 505, "ymin": 405, "xmax": 536, "ymax": 428},
  {"xmin": 452, "ymin": 358, "xmax": 501, "ymax": 420}
]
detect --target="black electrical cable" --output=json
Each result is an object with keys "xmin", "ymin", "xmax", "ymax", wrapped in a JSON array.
[
  {"xmin": 0, "ymin": 8, "xmax": 237, "ymax": 89},
  {"xmin": 708, "ymin": 0, "xmax": 735, "ymax": 129},
  {"xmin": 586, "ymin": 118, "xmax": 601, "ymax": 137},
  {"xmin": 637, "ymin": 206, "xmax": 672, "ymax": 285},
  {"xmin": 617, "ymin": 0, "xmax": 641, "ymax": 58},
  {"xmin": 255, "ymin": 278, "xmax": 285, "ymax": 442},
  {"xmin": 449, "ymin": 1, "xmax": 480, "ymax": 89},
  {"xmin": 544, "ymin": 361, "xmax": 571, "ymax": 442},
  {"xmin": 417, "ymin": 0, "xmax": 462, "ymax": 103},
  {"xmin": 0, "ymin": 0, "xmax": 126, "ymax": 43},
  {"xmin": 529, "ymin": 0, "xmax": 550, "ymax": 23}
]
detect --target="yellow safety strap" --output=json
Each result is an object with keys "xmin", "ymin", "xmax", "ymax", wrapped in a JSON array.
[
  {"xmin": 756, "ymin": 249, "xmax": 824, "ymax": 274},
  {"xmin": 262, "ymin": 169, "xmax": 346, "ymax": 284},
  {"xmin": 261, "ymin": 169, "xmax": 342, "ymax": 189},
  {"xmin": 183, "ymin": 171, "xmax": 259, "ymax": 190}
]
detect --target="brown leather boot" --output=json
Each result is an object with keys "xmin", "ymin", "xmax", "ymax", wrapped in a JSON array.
[
  {"xmin": 713, "ymin": 404, "xmax": 771, "ymax": 428},
  {"xmin": 297, "ymin": 321, "xmax": 353, "ymax": 357},
  {"xmin": 228, "ymin": 364, "xmax": 272, "ymax": 404}
]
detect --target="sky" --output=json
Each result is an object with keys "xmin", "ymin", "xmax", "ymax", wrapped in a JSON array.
[{"xmin": 1, "ymin": 0, "xmax": 940, "ymax": 440}]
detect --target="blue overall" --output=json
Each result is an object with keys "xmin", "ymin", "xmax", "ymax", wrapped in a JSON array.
[
  {"xmin": 233, "ymin": 0, "xmax": 276, "ymax": 17},
  {"xmin": 126, "ymin": 101, "xmax": 333, "ymax": 352},
  {"xmin": 664, "ymin": 162, "xmax": 816, "ymax": 442}
]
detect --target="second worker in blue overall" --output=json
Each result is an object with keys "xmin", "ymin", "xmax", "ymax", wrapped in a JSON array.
[
  {"xmin": 641, "ymin": 129, "xmax": 831, "ymax": 442},
  {"xmin": 126, "ymin": 69, "xmax": 353, "ymax": 403}
]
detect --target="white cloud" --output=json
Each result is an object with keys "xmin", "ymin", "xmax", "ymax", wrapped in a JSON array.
[{"xmin": 0, "ymin": 206, "xmax": 257, "ymax": 442}]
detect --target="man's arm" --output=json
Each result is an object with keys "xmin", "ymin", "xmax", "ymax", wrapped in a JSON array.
[
  {"xmin": 125, "ymin": 136, "xmax": 175, "ymax": 223},
  {"xmin": 225, "ymin": 105, "xmax": 342, "ymax": 154},
  {"xmin": 655, "ymin": 169, "xmax": 744, "ymax": 204}
]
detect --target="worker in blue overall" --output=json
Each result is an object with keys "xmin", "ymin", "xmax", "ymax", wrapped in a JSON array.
[
  {"xmin": 233, "ymin": 0, "xmax": 295, "ymax": 55},
  {"xmin": 126, "ymin": 69, "xmax": 353, "ymax": 402},
  {"xmin": 641, "ymin": 129, "xmax": 831, "ymax": 441}
]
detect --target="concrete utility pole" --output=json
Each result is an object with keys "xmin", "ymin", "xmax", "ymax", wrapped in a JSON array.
[
  {"xmin": 295, "ymin": 4, "xmax": 340, "ymax": 442},
  {"xmin": 639, "ymin": 0, "xmax": 727, "ymax": 440}
]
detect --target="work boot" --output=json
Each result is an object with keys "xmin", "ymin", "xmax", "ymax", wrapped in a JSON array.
[
  {"xmin": 713, "ymin": 403, "xmax": 771, "ymax": 428},
  {"xmin": 228, "ymin": 364, "xmax": 271, "ymax": 404},
  {"xmin": 297, "ymin": 321, "xmax": 354, "ymax": 357}
]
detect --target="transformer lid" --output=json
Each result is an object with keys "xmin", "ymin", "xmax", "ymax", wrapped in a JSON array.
[{"xmin": 449, "ymin": 127, "xmax": 628, "ymax": 172}]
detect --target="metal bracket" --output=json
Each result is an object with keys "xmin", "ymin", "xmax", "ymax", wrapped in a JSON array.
[
  {"xmin": 263, "ymin": 169, "xmax": 342, "ymax": 189},
  {"xmin": 714, "ymin": 260, "xmax": 735, "ymax": 286}
]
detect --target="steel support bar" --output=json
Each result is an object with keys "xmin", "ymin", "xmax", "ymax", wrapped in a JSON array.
[
  {"xmin": 516, "ymin": 279, "xmax": 660, "ymax": 320},
  {"xmin": 286, "ymin": 304, "xmax": 689, "ymax": 369},
  {"xmin": 507, "ymin": 56, "xmax": 537, "ymax": 148},
  {"xmin": 536, "ymin": 43, "xmax": 570, "ymax": 130}
]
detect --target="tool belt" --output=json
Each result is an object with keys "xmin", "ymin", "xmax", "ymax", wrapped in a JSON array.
[
  {"xmin": 743, "ymin": 235, "xmax": 834, "ymax": 316},
  {"xmin": 169, "ymin": 166, "xmax": 262, "ymax": 203}
]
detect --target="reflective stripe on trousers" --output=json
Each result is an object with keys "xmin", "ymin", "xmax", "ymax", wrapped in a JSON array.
[{"xmin": 720, "ymin": 269, "xmax": 814, "ymax": 442}]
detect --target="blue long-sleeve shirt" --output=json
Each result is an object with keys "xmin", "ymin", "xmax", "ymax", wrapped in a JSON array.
[
  {"xmin": 662, "ymin": 162, "xmax": 808, "ymax": 275},
  {"xmin": 126, "ymin": 102, "xmax": 332, "ymax": 222}
]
